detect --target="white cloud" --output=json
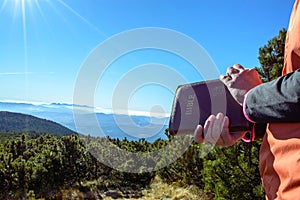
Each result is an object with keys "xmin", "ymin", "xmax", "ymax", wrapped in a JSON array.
[{"xmin": 110, "ymin": 108, "xmax": 169, "ymax": 118}]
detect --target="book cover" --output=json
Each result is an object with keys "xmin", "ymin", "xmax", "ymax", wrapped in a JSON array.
[{"xmin": 169, "ymin": 79, "xmax": 250, "ymax": 136}]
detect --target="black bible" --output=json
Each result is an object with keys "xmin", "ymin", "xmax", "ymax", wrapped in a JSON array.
[{"xmin": 169, "ymin": 79, "xmax": 250, "ymax": 136}]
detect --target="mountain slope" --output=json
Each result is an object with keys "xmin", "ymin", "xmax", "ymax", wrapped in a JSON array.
[{"xmin": 0, "ymin": 111, "xmax": 75, "ymax": 135}]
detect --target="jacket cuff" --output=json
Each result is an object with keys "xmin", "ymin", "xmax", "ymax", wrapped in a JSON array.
[
  {"xmin": 241, "ymin": 124, "xmax": 255, "ymax": 143},
  {"xmin": 242, "ymin": 89, "xmax": 256, "ymax": 142},
  {"xmin": 243, "ymin": 89, "xmax": 256, "ymax": 124}
]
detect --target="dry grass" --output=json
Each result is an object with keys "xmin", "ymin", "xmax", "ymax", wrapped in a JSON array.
[
  {"xmin": 49, "ymin": 176, "xmax": 214, "ymax": 200},
  {"xmin": 102, "ymin": 176, "xmax": 213, "ymax": 200},
  {"xmin": 137, "ymin": 176, "xmax": 213, "ymax": 200}
]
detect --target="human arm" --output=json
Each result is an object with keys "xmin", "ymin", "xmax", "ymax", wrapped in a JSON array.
[
  {"xmin": 219, "ymin": 65, "xmax": 300, "ymax": 141},
  {"xmin": 220, "ymin": 64, "xmax": 300, "ymax": 123},
  {"xmin": 244, "ymin": 68, "xmax": 300, "ymax": 123}
]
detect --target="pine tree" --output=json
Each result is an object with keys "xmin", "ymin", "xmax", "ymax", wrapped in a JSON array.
[{"xmin": 256, "ymin": 28, "xmax": 287, "ymax": 82}]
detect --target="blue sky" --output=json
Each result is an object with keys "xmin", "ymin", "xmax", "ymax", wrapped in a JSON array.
[{"xmin": 0, "ymin": 0, "xmax": 295, "ymax": 116}]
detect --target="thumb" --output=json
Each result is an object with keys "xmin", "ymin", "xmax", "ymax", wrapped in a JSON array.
[
  {"xmin": 222, "ymin": 116, "xmax": 230, "ymax": 128},
  {"xmin": 194, "ymin": 125, "xmax": 204, "ymax": 143},
  {"xmin": 220, "ymin": 74, "xmax": 231, "ymax": 85},
  {"xmin": 231, "ymin": 131, "xmax": 247, "ymax": 141}
]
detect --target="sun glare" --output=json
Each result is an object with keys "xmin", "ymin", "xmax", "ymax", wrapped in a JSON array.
[
  {"xmin": 14, "ymin": 0, "xmax": 29, "ymax": 4},
  {"xmin": 0, "ymin": 0, "xmax": 37, "ymax": 97},
  {"xmin": 0, "ymin": 0, "xmax": 105, "ymax": 77}
]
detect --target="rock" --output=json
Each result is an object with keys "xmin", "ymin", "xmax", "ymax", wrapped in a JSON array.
[
  {"xmin": 104, "ymin": 190, "xmax": 123, "ymax": 199},
  {"xmin": 84, "ymin": 191, "xmax": 103, "ymax": 199}
]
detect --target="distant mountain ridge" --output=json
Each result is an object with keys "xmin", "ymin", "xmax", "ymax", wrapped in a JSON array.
[
  {"xmin": 0, "ymin": 111, "xmax": 75, "ymax": 135},
  {"xmin": 0, "ymin": 101, "xmax": 169, "ymax": 141}
]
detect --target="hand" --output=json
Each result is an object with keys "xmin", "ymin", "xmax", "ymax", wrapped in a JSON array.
[
  {"xmin": 220, "ymin": 64, "xmax": 262, "ymax": 106},
  {"xmin": 194, "ymin": 113, "xmax": 246, "ymax": 146}
]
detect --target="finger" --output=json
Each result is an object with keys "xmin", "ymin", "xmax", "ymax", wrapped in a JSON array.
[
  {"xmin": 231, "ymin": 131, "xmax": 247, "ymax": 141},
  {"xmin": 218, "ymin": 116, "xmax": 231, "ymax": 146},
  {"xmin": 194, "ymin": 125, "xmax": 204, "ymax": 143},
  {"xmin": 220, "ymin": 74, "xmax": 232, "ymax": 84},
  {"xmin": 221, "ymin": 131, "xmax": 247, "ymax": 146},
  {"xmin": 226, "ymin": 67, "xmax": 240, "ymax": 82},
  {"xmin": 230, "ymin": 64, "xmax": 245, "ymax": 80},
  {"xmin": 227, "ymin": 66, "xmax": 240, "ymax": 75},
  {"xmin": 211, "ymin": 113, "xmax": 224, "ymax": 141},
  {"xmin": 220, "ymin": 74, "xmax": 226, "ymax": 80},
  {"xmin": 221, "ymin": 117, "xmax": 246, "ymax": 146},
  {"xmin": 232, "ymin": 64, "xmax": 245, "ymax": 71},
  {"xmin": 226, "ymin": 66, "xmax": 235, "ymax": 75},
  {"xmin": 216, "ymin": 116, "xmax": 230, "ymax": 146},
  {"xmin": 223, "ymin": 116, "xmax": 230, "ymax": 128},
  {"xmin": 203, "ymin": 115, "xmax": 215, "ymax": 142}
]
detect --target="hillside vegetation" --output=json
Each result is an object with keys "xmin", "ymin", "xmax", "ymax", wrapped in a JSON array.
[{"xmin": 0, "ymin": 133, "xmax": 263, "ymax": 199}]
